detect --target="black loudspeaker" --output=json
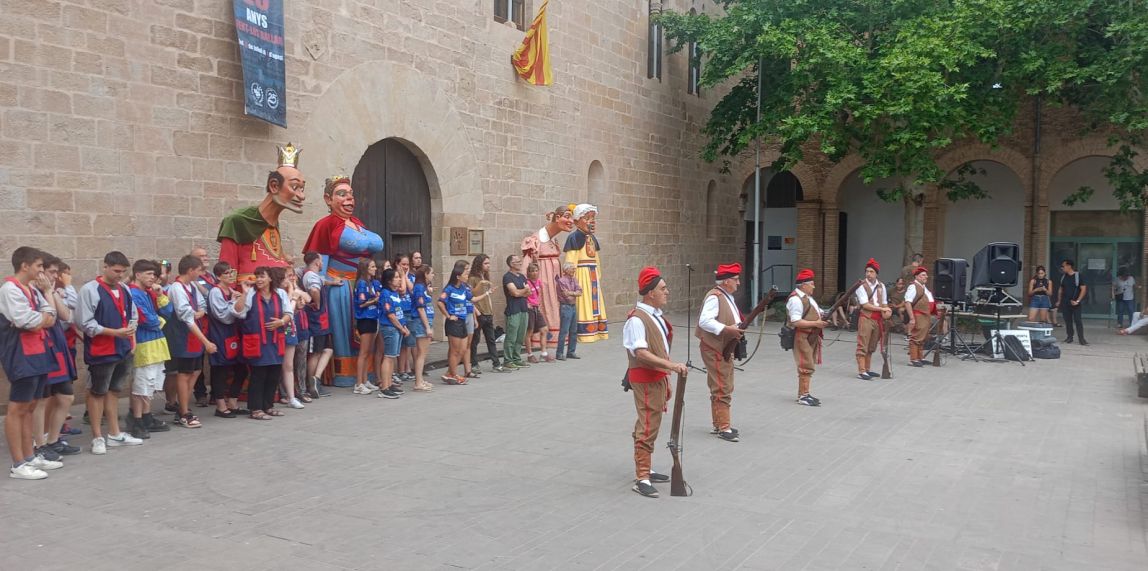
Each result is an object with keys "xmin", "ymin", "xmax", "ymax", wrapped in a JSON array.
[
  {"xmin": 971, "ymin": 242, "xmax": 1021, "ymax": 288},
  {"xmin": 934, "ymin": 258, "xmax": 967, "ymax": 302}
]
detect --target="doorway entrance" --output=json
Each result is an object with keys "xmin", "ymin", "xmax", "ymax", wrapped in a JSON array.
[
  {"xmin": 352, "ymin": 139, "xmax": 433, "ymax": 262},
  {"xmin": 1049, "ymin": 237, "xmax": 1142, "ymax": 318}
]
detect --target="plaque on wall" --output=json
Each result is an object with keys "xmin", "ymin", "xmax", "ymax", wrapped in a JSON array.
[
  {"xmin": 450, "ymin": 227, "xmax": 468, "ymax": 255},
  {"xmin": 468, "ymin": 230, "xmax": 485, "ymax": 255}
]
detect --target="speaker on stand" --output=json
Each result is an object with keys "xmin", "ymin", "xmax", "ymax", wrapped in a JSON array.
[{"xmin": 934, "ymin": 258, "xmax": 967, "ymax": 303}]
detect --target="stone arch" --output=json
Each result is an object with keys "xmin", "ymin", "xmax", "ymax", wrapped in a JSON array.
[
  {"xmin": 296, "ymin": 60, "xmax": 481, "ymax": 273},
  {"xmin": 587, "ymin": 160, "xmax": 607, "ymax": 207},
  {"xmin": 822, "ymin": 155, "xmax": 868, "ymax": 208},
  {"xmin": 1037, "ymin": 136, "xmax": 1145, "ymax": 197},
  {"xmin": 937, "ymin": 144, "xmax": 1031, "ymax": 202}
]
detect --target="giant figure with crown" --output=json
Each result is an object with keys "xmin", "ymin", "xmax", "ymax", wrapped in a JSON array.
[{"xmin": 216, "ymin": 143, "xmax": 306, "ymax": 280}]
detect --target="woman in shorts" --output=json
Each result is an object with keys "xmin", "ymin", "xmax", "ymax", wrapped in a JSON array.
[
  {"xmin": 437, "ymin": 260, "xmax": 472, "ymax": 385},
  {"xmin": 352, "ymin": 259, "xmax": 380, "ymax": 395},
  {"xmin": 375, "ymin": 268, "xmax": 406, "ymax": 399},
  {"xmin": 411, "ymin": 265, "xmax": 435, "ymax": 391}
]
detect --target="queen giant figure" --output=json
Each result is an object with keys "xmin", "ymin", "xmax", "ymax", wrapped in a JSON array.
[{"xmin": 302, "ymin": 175, "xmax": 384, "ymax": 386}]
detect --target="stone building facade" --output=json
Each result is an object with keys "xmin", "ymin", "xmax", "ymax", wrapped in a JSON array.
[{"xmin": 0, "ymin": 0, "xmax": 1144, "ymax": 405}]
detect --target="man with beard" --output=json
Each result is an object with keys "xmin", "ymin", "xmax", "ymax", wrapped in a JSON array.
[{"xmin": 217, "ymin": 143, "xmax": 306, "ymax": 282}]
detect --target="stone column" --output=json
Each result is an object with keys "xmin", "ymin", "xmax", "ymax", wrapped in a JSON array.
[{"xmin": 822, "ymin": 204, "xmax": 840, "ymax": 293}]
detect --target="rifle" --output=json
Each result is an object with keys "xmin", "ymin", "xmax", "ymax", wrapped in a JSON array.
[
  {"xmin": 880, "ymin": 316, "xmax": 893, "ymax": 379},
  {"xmin": 667, "ymin": 371, "xmax": 688, "ymax": 497},
  {"xmin": 820, "ymin": 280, "xmax": 864, "ymax": 322},
  {"xmin": 722, "ymin": 286, "xmax": 780, "ymax": 361}
]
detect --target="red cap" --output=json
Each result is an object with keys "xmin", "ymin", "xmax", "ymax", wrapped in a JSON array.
[
  {"xmin": 638, "ymin": 266, "xmax": 662, "ymax": 294},
  {"xmin": 865, "ymin": 258, "xmax": 880, "ymax": 273},
  {"xmin": 796, "ymin": 268, "xmax": 815, "ymax": 284},
  {"xmin": 913, "ymin": 266, "xmax": 929, "ymax": 276},
  {"xmin": 715, "ymin": 262, "xmax": 742, "ymax": 280}
]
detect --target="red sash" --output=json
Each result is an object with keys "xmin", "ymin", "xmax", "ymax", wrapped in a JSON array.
[
  {"xmin": 242, "ymin": 291, "xmax": 284, "ymax": 359},
  {"xmin": 177, "ymin": 281, "xmax": 203, "ymax": 353},
  {"xmin": 5, "ymin": 277, "xmax": 48, "ymax": 356}
]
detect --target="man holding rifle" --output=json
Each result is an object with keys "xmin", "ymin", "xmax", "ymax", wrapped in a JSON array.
[
  {"xmin": 696, "ymin": 263, "xmax": 746, "ymax": 443},
  {"xmin": 854, "ymin": 258, "xmax": 892, "ymax": 380},
  {"xmin": 622, "ymin": 267, "xmax": 686, "ymax": 499},
  {"xmin": 787, "ymin": 269, "xmax": 830, "ymax": 406}
]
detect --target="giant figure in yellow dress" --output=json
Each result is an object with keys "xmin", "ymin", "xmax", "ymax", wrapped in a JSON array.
[{"xmin": 563, "ymin": 203, "xmax": 607, "ymax": 342}]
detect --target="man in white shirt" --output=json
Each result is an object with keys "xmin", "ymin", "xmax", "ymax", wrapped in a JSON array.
[
  {"xmin": 903, "ymin": 266, "xmax": 935, "ymax": 366},
  {"xmin": 787, "ymin": 269, "xmax": 828, "ymax": 406},
  {"xmin": 854, "ymin": 258, "xmax": 892, "ymax": 380},
  {"xmin": 695, "ymin": 263, "xmax": 746, "ymax": 442},
  {"xmin": 1114, "ymin": 268, "xmax": 1137, "ymax": 328},
  {"xmin": 623, "ymin": 267, "xmax": 686, "ymax": 498}
]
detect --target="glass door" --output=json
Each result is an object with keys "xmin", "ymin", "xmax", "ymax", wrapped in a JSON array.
[{"xmin": 1077, "ymin": 242, "xmax": 1115, "ymax": 317}]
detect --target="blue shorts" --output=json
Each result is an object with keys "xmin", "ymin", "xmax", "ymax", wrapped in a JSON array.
[
  {"xmin": 380, "ymin": 326, "xmax": 401, "ymax": 358},
  {"xmin": 1030, "ymin": 294, "xmax": 1051, "ymax": 309},
  {"xmin": 409, "ymin": 319, "xmax": 429, "ymax": 338},
  {"xmin": 402, "ymin": 327, "xmax": 416, "ymax": 348}
]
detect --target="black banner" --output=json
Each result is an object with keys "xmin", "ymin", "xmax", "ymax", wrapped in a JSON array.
[{"xmin": 233, "ymin": 0, "xmax": 286, "ymax": 127}]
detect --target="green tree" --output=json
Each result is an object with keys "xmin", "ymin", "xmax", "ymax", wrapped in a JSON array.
[{"xmin": 659, "ymin": 0, "xmax": 1148, "ymax": 261}]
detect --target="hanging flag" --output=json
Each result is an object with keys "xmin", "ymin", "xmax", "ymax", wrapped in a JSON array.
[{"xmin": 512, "ymin": 0, "xmax": 553, "ymax": 86}]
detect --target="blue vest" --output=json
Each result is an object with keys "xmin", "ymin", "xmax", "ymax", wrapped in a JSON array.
[
  {"xmin": 306, "ymin": 283, "xmax": 330, "ymax": 336},
  {"xmin": 241, "ymin": 291, "xmax": 285, "ymax": 367},
  {"xmin": 46, "ymin": 321, "xmax": 76, "ymax": 384},
  {"xmin": 204, "ymin": 284, "xmax": 242, "ymax": 367},
  {"xmin": 83, "ymin": 279, "xmax": 135, "ymax": 365},
  {"xmin": 0, "ymin": 280, "xmax": 58, "ymax": 381},
  {"xmin": 162, "ymin": 281, "xmax": 204, "ymax": 360}
]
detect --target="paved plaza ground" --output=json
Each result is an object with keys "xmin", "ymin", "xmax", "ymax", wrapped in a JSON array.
[{"xmin": 1, "ymin": 316, "xmax": 1146, "ymax": 570}]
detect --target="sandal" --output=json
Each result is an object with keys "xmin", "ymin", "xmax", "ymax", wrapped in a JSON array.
[
  {"xmin": 465, "ymin": 370, "xmax": 480, "ymax": 379},
  {"xmin": 413, "ymin": 383, "xmax": 434, "ymax": 392},
  {"xmin": 441, "ymin": 375, "xmax": 461, "ymax": 385},
  {"xmin": 298, "ymin": 394, "xmax": 313, "ymax": 403},
  {"xmin": 214, "ymin": 409, "xmax": 236, "ymax": 419},
  {"xmin": 178, "ymin": 414, "xmax": 202, "ymax": 428},
  {"xmin": 265, "ymin": 409, "xmax": 285, "ymax": 417},
  {"xmin": 249, "ymin": 411, "xmax": 271, "ymax": 420}
]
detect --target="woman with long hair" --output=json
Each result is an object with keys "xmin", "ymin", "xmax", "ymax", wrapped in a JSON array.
[
  {"xmin": 437, "ymin": 260, "xmax": 472, "ymax": 384},
  {"xmin": 468, "ymin": 254, "xmax": 502, "ymax": 372},
  {"xmin": 411, "ymin": 265, "xmax": 436, "ymax": 391},
  {"xmin": 375, "ymin": 268, "xmax": 407, "ymax": 399},
  {"xmin": 279, "ymin": 270, "xmax": 309, "ymax": 409},
  {"xmin": 352, "ymin": 258, "xmax": 380, "ymax": 394},
  {"xmin": 1028, "ymin": 265, "xmax": 1052, "ymax": 323},
  {"xmin": 394, "ymin": 253, "xmax": 416, "ymax": 384}
]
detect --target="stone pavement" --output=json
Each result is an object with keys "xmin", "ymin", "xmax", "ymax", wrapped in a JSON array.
[{"xmin": 1, "ymin": 315, "xmax": 1146, "ymax": 570}]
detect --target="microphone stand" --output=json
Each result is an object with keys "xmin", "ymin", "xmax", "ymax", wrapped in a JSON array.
[{"xmin": 685, "ymin": 264, "xmax": 706, "ymax": 373}]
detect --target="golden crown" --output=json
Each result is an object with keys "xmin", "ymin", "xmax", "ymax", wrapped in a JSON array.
[
  {"xmin": 324, "ymin": 174, "xmax": 352, "ymax": 195},
  {"xmin": 277, "ymin": 142, "xmax": 301, "ymax": 168}
]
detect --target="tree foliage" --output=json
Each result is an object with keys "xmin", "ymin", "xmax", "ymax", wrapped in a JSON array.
[{"xmin": 658, "ymin": 0, "xmax": 1148, "ymax": 208}]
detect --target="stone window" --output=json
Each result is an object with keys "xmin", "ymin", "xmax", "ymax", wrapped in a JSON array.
[
  {"xmin": 647, "ymin": 2, "xmax": 663, "ymax": 80},
  {"xmin": 687, "ymin": 9, "xmax": 700, "ymax": 94},
  {"xmin": 495, "ymin": 0, "xmax": 526, "ymax": 30}
]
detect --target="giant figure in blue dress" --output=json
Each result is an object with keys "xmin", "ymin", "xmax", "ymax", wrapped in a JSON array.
[{"xmin": 301, "ymin": 176, "xmax": 384, "ymax": 386}]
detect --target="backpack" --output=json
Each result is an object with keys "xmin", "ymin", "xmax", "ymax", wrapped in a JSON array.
[
  {"xmin": 1002, "ymin": 335, "xmax": 1031, "ymax": 361},
  {"xmin": 1031, "ymin": 341, "xmax": 1061, "ymax": 359},
  {"xmin": 779, "ymin": 295, "xmax": 810, "ymax": 351}
]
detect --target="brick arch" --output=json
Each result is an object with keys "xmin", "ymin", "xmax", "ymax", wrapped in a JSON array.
[
  {"xmin": 1039, "ymin": 136, "xmax": 1118, "ymax": 194},
  {"xmin": 821, "ymin": 155, "xmax": 868, "ymax": 208},
  {"xmin": 738, "ymin": 154, "xmax": 817, "ymax": 205},
  {"xmin": 936, "ymin": 144, "xmax": 1031, "ymax": 201}
]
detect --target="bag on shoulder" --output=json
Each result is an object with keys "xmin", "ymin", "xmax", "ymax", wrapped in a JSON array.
[{"xmin": 779, "ymin": 324, "xmax": 795, "ymax": 351}]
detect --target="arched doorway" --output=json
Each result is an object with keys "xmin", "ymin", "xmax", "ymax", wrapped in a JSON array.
[
  {"xmin": 742, "ymin": 169, "xmax": 802, "ymax": 304},
  {"xmin": 838, "ymin": 171, "xmax": 906, "ymax": 290},
  {"xmin": 941, "ymin": 160, "xmax": 1025, "ymax": 296},
  {"xmin": 352, "ymin": 138, "xmax": 433, "ymax": 261}
]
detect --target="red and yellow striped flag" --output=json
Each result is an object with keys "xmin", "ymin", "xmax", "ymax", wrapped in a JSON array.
[{"xmin": 512, "ymin": 0, "xmax": 553, "ymax": 85}]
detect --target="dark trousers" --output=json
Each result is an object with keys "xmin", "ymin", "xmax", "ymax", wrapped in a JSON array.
[
  {"xmin": 247, "ymin": 365, "xmax": 280, "ymax": 412},
  {"xmin": 470, "ymin": 314, "xmax": 501, "ymax": 366},
  {"xmin": 1116, "ymin": 299, "xmax": 1135, "ymax": 326},
  {"xmin": 194, "ymin": 360, "xmax": 207, "ymax": 399},
  {"xmin": 209, "ymin": 364, "xmax": 248, "ymax": 401},
  {"xmin": 1062, "ymin": 304, "xmax": 1086, "ymax": 341}
]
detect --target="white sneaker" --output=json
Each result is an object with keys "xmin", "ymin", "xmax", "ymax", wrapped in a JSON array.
[
  {"xmin": 288, "ymin": 398, "xmax": 305, "ymax": 409},
  {"xmin": 91, "ymin": 437, "xmax": 106, "ymax": 455},
  {"xmin": 9, "ymin": 463, "xmax": 47, "ymax": 480},
  {"xmin": 364, "ymin": 381, "xmax": 380, "ymax": 391},
  {"xmin": 106, "ymin": 432, "xmax": 143, "ymax": 447},
  {"xmin": 352, "ymin": 384, "xmax": 373, "ymax": 395},
  {"xmin": 29, "ymin": 454, "xmax": 63, "ymax": 470}
]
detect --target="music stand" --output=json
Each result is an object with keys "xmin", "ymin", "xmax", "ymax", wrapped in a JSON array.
[{"xmin": 944, "ymin": 303, "xmax": 981, "ymax": 362}]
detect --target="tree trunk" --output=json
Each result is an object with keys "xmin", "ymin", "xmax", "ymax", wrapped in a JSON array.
[{"xmin": 903, "ymin": 195, "xmax": 925, "ymax": 265}]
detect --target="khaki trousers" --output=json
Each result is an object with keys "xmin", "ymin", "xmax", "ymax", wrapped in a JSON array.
[
  {"xmin": 700, "ymin": 343, "xmax": 734, "ymax": 431},
  {"xmin": 631, "ymin": 378, "xmax": 670, "ymax": 480}
]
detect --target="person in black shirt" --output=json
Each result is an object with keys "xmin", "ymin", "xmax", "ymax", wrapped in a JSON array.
[
  {"xmin": 501, "ymin": 255, "xmax": 530, "ymax": 369},
  {"xmin": 1058, "ymin": 259, "xmax": 1088, "ymax": 345}
]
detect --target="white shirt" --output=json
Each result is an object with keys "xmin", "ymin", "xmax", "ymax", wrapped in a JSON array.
[
  {"xmin": 698, "ymin": 286, "xmax": 740, "ymax": 335},
  {"xmin": 0, "ymin": 281, "xmax": 54, "ymax": 330},
  {"xmin": 1116, "ymin": 276, "xmax": 1136, "ymax": 301},
  {"xmin": 166, "ymin": 279, "xmax": 204, "ymax": 328},
  {"xmin": 244, "ymin": 289, "xmax": 293, "ymax": 319},
  {"xmin": 904, "ymin": 282, "xmax": 934, "ymax": 304},
  {"xmin": 786, "ymin": 289, "xmax": 821, "ymax": 323},
  {"xmin": 76, "ymin": 279, "xmax": 138, "ymax": 337},
  {"xmin": 623, "ymin": 302, "xmax": 669, "ymax": 357},
  {"xmin": 855, "ymin": 279, "xmax": 886, "ymax": 307},
  {"xmin": 208, "ymin": 287, "xmax": 248, "ymax": 323},
  {"xmin": 1127, "ymin": 312, "xmax": 1148, "ymax": 334}
]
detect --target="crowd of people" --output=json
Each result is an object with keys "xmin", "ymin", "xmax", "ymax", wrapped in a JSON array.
[{"xmin": 0, "ymin": 243, "xmax": 584, "ymax": 481}]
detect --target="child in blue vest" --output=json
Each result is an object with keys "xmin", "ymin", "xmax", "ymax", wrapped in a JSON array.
[
  {"xmin": 205, "ymin": 261, "xmax": 250, "ymax": 418},
  {"xmin": 242, "ymin": 266, "xmax": 292, "ymax": 420},
  {"xmin": 302, "ymin": 252, "xmax": 334, "ymax": 398},
  {"xmin": 0, "ymin": 247, "xmax": 64, "ymax": 479},
  {"xmin": 162, "ymin": 254, "xmax": 217, "ymax": 429},
  {"xmin": 38, "ymin": 255, "xmax": 81, "ymax": 458},
  {"xmin": 352, "ymin": 258, "xmax": 380, "ymax": 395},
  {"xmin": 76, "ymin": 251, "xmax": 144, "ymax": 453},
  {"xmin": 127, "ymin": 259, "xmax": 174, "ymax": 439},
  {"xmin": 376, "ymin": 268, "xmax": 407, "ymax": 399}
]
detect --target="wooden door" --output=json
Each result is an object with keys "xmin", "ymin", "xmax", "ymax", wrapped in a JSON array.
[{"xmin": 352, "ymin": 139, "xmax": 432, "ymax": 262}]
